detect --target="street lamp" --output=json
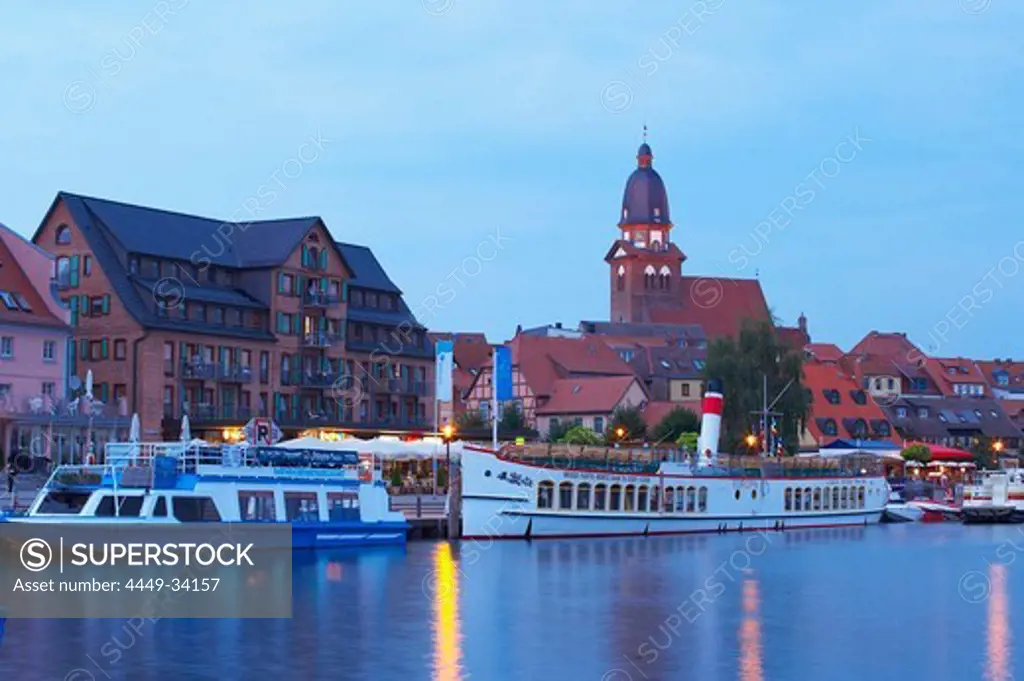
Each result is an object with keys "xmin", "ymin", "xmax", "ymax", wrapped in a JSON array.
[
  {"xmin": 615, "ymin": 426, "xmax": 626, "ymax": 440},
  {"xmin": 441, "ymin": 423, "xmax": 456, "ymax": 491},
  {"xmin": 745, "ymin": 434, "xmax": 758, "ymax": 449},
  {"xmin": 993, "ymin": 439, "xmax": 1005, "ymax": 453}
]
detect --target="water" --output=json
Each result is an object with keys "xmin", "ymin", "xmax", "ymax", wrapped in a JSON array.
[{"xmin": 1, "ymin": 524, "xmax": 1021, "ymax": 680}]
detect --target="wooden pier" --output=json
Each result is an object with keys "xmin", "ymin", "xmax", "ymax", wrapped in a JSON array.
[{"xmin": 391, "ymin": 468, "xmax": 462, "ymax": 540}]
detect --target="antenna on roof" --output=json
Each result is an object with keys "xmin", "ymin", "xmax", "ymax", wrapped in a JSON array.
[{"xmin": 642, "ymin": 123, "xmax": 648, "ymax": 143}]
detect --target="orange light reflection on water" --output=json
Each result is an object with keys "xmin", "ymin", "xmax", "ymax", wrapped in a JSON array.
[
  {"xmin": 986, "ymin": 564, "xmax": 1012, "ymax": 681},
  {"xmin": 739, "ymin": 579, "xmax": 763, "ymax": 681},
  {"xmin": 432, "ymin": 543, "xmax": 464, "ymax": 681}
]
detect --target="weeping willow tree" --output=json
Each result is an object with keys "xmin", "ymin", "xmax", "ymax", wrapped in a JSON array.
[{"xmin": 704, "ymin": 319, "xmax": 809, "ymax": 455}]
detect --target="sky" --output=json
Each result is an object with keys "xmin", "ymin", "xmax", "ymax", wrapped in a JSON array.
[{"xmin": 1, "ymin": 1, "xmax": 1022, "ymax": 358}]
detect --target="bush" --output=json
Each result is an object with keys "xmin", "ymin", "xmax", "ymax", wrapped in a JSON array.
[
  {"xmin": 901, "ymin": 443, "xmax": 932, "ymax": 464},
  {"xmin": 652, "ymin": 407, "xmax": 700, "ymax": 444},
  {"xmin": 559, "ymin": 425, "xmax": 603, "ymax": 445}
]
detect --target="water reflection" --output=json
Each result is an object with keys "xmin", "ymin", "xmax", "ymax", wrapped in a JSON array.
[
  {"xmin": 739, "ymin": 579, "xmax": 763, "ymax": 681},
  {"xmin": 432, "ymin": 543, "xmax": 464, "ymax": 681},
  {"xmin": 986, "ymin": 564, "xmax": 1013, "ymax": 681}
]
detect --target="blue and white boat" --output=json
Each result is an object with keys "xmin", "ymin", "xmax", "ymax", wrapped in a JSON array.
[{"xmin": 6, "ymin": 440, "xmax": 409, "ymax": 548}]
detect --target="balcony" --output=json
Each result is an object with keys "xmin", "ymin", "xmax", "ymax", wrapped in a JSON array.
[
  {"xmin": 345, "ymin": 336, "xmax": 434, "ymax": 359},
  {"xmin": 182, "ymin": 361, "xmax": 217, "ymax": 380},
  {"xmin": 288, "ymin": 369, "xmax": 347, "ymax": 389},
  {"xmin": 0, "ymin": 394, "xmax": 128, "ymax": 425},
  {"xmin": 182, "ymin": 404, "xmax": 254, "ymax": 424},
  {"xmin": 303, "ymin": 332, "xmax": 342, "ymax": 349},
  {"xmin": 272, "ymin": 410, "xmax": 429, "ymax": 431},
  {"xmin": 302, "ymin": 291, "xmax": 340, "ymax": 308},
  {"xmin": 216, "ymin": 364, "xmax": 255, "ymax": 383}
]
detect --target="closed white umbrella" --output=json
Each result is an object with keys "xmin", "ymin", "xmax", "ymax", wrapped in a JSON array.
[
  {"xmin": 180, "ymin": 414, "xmax": 191, "ymax": 442},
  {"xmin": 85, "ymin": 370, "xmax": 94, "ymax": 400},
  {"xmin": 129, "ymin": 413, "xmax": 140, "ymax": 442}
]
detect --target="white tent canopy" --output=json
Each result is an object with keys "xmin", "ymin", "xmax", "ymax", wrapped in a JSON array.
[{"xmin": 274, "ymin": 436, "xmax": 464, "ymax": 460}]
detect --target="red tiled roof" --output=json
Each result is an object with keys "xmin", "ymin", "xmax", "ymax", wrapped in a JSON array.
[
  {"xmin": 922, "ymin": 357, "xmax": 988, "ymax": 397},
  {"xmin": 848, "ymin": 331, "xmax": 923, "ymax": 362},
  {"xmin": 0, "ymin": 226, "xmax": 66, "ymax": 328},
  {"xmin": 976, "ymin": 360, "xmax": 1024, "ymax": 392},
  {"xmin": 640, "ymin": 400, "xmax": 700, "ymax": 428},
  {"xmin": 777, "ymin": 326, "xmax": 809, "ymax": 349},
  {"xmin": 536, "ymin": 375, "xmax": 643, "ymax": 415},
  {"xmin": 802, "ymin": 358, "xmax": 901, "ymax": 446},
  {"xmin": 999, "ymin": 399, "xmax": 1024, "ymax": 421},
  {"xmin": 806, "ymin": 343, "xmax": 844, "ymax": 362},
  {"xmin": 649, "ymin": 276, "xmax": 771, "ymax": 339},
  {"xmin": 510, "ymin": 334, "xmax": 635, "ymax": 398}
]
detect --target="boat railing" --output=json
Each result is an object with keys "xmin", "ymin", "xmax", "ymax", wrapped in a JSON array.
[{"xmin": 498, "ymin": 445, "xmax": 884, "ymax": 478}]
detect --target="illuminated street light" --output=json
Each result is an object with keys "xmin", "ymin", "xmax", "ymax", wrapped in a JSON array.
[
  {"xmin": 615, "ymin": 427, "xmax": 626, "ymax": 440},
  {"xmin": 993, "ymin": 439, "xmax": 1005, "ymax": 453},
  {"xmin": 745, "ymin": 434, "xmax": 758, "ymax": 448}
]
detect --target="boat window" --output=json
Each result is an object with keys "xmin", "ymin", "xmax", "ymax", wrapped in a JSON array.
[
  {"xmin": 172, "ymin": 496, "xmax": 221, "ymax": 522},
  {"xmin": 650, "ymin": 486, "xmax": 660, "ymax": 512},
  {"xmin": 327, "ymin": 491, "xmax": 360, "ymax": 521},
  {"xmin": 784, "ymin": 488, "xmax": 792, "ymax": 511},
  {"xmin": 637, "ymin": 485, "xmax": 649, "ymax": 512},
  {"xmin": 284, "ymin": 492, "xmax": 320, "ymax": 522},
  {"xmin": 813, "ymin": 488, "xmax": 822, "ymax": 511},
  {"xmin": 609, "ymin": 484, "xmax": 622, "ymax": 512},
  {"xmin": 803, "ymin": 487, "xmax": 812, "ymax": 511},
  {"xmin": 675, "ymin": 486, "xmax": 686, "ymax": 512},
  {"xmin": 664, "ymin": 487, "xmax": 675, "ymax": 512},
  {"xmin": 832, "ymin": 487, "xmax": 840, "ymax": 509},
  {"xmin": 623, "ymin": 485, "xmax": 635, "ymax": 512},
  {"xmin": 577, "ymin": 483, "xmax": 591, "ymax": 511},
  {"xmin": 95, "ymin": 495, "xmax": 143, "ymax": 517},
  {"xmin": 858, "ymin": 487, "xmax": 865, "ymax": 508},
  {"xmin": 152, "ymin": 496, "xmax": 167, "ymax": 517},
  {"xmin": 823, "ymin": 488, "xmax": 831, "ymax": 510},
  {"xmin": 794, "ymin": 488, "xmax": 802, "ymax": 510},
  {"xmin": 559, "ymin": 482, "xmax": 574, "ymax": 510},
  {"xmin": 840, "ymin": 487, "xmax": 848, "ymax": 510},
  {"xmin": 697, "ymin": 487, "xmax": 708, "ymax": 512},
  {"xmin": 36, "ymin": 491, "xmax": 90, "ymax": 514},
  {"xmin": 239, "ymin": 491, "xmax": 277, "ymax": 521},
  {"xmin": 537, "ymin": 481, "xmax": 555, "ymax": 510},
  {"xmin": 686, "ymin": 487, "xmax": 696, "ymax": 513},
  {"xmin": 593, "ymin": 484, "xmax": 607, "ymax": 511}
]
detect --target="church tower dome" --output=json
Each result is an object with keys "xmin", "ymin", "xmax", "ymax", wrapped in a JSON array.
[{"xmin": 619, "ymin": 140, "xmax": 671, "ymax": 227}]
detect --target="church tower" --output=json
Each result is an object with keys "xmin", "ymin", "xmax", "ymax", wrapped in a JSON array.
[{"xmin": 605, "ymin": 136, "xmax": 687, "ymax": 323}]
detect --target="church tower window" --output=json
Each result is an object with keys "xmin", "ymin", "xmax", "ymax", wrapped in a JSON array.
[
  {"xmin": 644, "ymin": 265, "xmax": 656, "ymax": 289},
  {"xmin": 659, "ymin": 265, "xmax": 671, "ymax": 290},
  {"xmin": 617, "ymin": 265, "xmax": 625, "ymax": 291}
]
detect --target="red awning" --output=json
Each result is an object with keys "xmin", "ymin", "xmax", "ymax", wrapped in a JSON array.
[{"xmin": 906, "ymin": 442, "xmax": 974, "ymax": 462}]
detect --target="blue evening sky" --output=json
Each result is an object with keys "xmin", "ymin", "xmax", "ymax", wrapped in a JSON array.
[{"xmin": 1, "ymin": 1, "xmax": 1021, "ymax": 357}]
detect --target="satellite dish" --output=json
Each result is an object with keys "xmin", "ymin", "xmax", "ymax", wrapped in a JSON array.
[{"xmin": 69, "ymin": 376, "xmax": 82, "ymax": 391}]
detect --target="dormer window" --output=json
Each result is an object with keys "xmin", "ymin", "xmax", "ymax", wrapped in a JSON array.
[
  {"xmin": 851, "ymin": 390, "xmax": 867, "ymax": 405},
  {"xmin": 823, "ymin": 389, "xmax": 840, "ymax": 405},
  {"xmin": 995, "ymin": 370, "xmax": 1009, "ymax": 386},
  {"xmin": 823, "ymin": 419, "xmax": 838, "ymax": 436},
  {"xmin": 917, "ymin": 407, "xmax": 929, "ymax": 418},
  {"xmin": 55, "ymin": 224, "xmax": 71, "ymax": 245},
  {"xmin": 896, "ymin": 406, "xmax": 908, "ymax": 418},
  {"xmin": 938, "ymin": 413, "xmax": 947, "ymax": 423}
]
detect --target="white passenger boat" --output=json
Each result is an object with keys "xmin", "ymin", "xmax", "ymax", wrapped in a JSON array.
[
  {"xmin": 461, "ymin": 384, "xmax": 888, "ymax": 539},
  {"xmin": 4, "ymin": 440, "xmax": 409, "ymax": 547}
]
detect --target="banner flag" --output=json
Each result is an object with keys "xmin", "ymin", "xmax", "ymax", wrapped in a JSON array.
[
  {"xmin": 494, "ymin": 345, "xmax": 513, "ymax": 401},
  {"xmin": 435, "ymin": 340, "xmax": 454, "ymax": 403}
]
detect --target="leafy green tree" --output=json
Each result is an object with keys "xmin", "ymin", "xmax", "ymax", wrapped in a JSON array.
[
  {"xmin": 676, "ymin": 431, "xmax": 699, "ymax": 452},
  {"xmin": 901, "ymin": 443, "xmax": 932, "ymax": 464},
  {"xmin": 605, "ymin": 405, "xmax": 647, "ymax": 443},
  {"xmin": 547, "ymin": 419, "xmax": 571, "ymax": 443},
  {"xmin": 704, "ymin": 320, "xmax": 809, "ymax": 455},
  {"xmin": 651, "ymin": 407, "xmax": 700, "ymax": 444},
  {"xmin": 499, "ymin": 403, "xmax": 525, "ymax": 432},
  {"xmin": 560, "ymin": 425, "xmax": 604, "ymax": 445},
  {"xmin": 455, "ymin": 410, "xmax": 485, "ymax": 430}
]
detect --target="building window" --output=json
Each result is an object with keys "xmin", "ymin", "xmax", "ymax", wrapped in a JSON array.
[
  {"xmin": 227, "ymin": 308, "xmax": 242, "ymax": 327},
  {"xmin": 681, "ymin": 383, "xmax": 690, "ymax": 397},
  {"xmin": 210, "ymin": 307, "xmax": 224, "ymax": 325},
  {"xmin": 55, "ymin": 224, "xmax": 71, "ymax": 245},
  {"xmin": 83, "ymin": 255, "xmax": 92, "ymax": 276},
  {"xmin": 593, "ymin": 416, "xmax": 604, "ymax": 433},
  {"xmin": 0, "ymin": 337, "xmax": 12, "ymax": 358},
  {"xmin": 189, "ymin": 303, "xmax": 206, "ymax": 322},
  {"xmin": 42, "ymin": 340, "xmax": 56, "ymax": 361},
  {"xmin": 56, "ymin": 257, "xmax": 71, "ymax": 287},
  {"xmin": 42, "ymin": 382, "xmax": 56, "ymax": 397},
  {"xmin": 128, "ymin": 256, "xmax": 139, "ymax": 274},
  {"xmin": 114, "ymin": 339, "xmax": 127, "ymax": 360}
]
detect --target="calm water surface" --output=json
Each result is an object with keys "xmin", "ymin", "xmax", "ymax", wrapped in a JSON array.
[{"xmin": 0, "ymin": 524, "xmax": 1021, "ymax": 681}]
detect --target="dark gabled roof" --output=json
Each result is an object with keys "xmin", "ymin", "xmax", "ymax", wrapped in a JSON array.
[
  {"xmin": 40, "ymin": 192, "xmax": 348, "ymax": 271},
  {"xmin": 347, "ymin": 304, "xmax": 422, "ymax": 329},
  {"xmin": 335, "ymin": 242, "xmax": 401, "ymax": 293},
  {"xmin": 132, "ymin": 278, "xmax": 267, "ymax": 310}
]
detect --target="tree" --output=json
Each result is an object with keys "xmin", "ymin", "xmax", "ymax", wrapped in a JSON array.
[
  {"xmin": 499, "ymin": 403, "xmax": 525, "ymax": 432},
  {"xmin": 455, "ymin": 410, "xmax": 485, "ymax": 430},
  {"xmin": 901, "ymin": 443, "xmax": 932, "ymax": 464},
  {"xmin": 547, "ymin": 419, "xmax": 572, "ymax": 443},
  {"xmin": 606, "ymin": 405, "xmax": 647, "ymax": 443},
  {"xmin": 676, "ymin": 431, "xmax": 699, "ymax": 452},
  {"xmin": 560, "ymin": 425, "xmax": 603, "ymax": 445},
  {"xmin": 704, "ymin": 319, "xmax": 809, "ymax": 455},
  {"xmin": 969, "ymin": 436, "xmax": 997, "ymax": 469},
  {"xmin": 651, "ymin": 407, "xmax": 700, "ymax": 444}
]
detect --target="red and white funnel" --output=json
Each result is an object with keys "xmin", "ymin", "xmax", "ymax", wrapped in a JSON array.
[{"xmin": 698, "ymin": 379, "xmax": 724, "ymax": 465}]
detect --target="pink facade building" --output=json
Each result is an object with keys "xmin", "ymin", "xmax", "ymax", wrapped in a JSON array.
[{"xmin": 0, "ymin": 223, "xmax": 124, "ymax": 465}]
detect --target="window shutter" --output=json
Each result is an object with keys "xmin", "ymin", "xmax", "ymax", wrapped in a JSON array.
[
  {"xmin": 68, "ymin": 340, "xmax": 77, "ymax": 375},
  {"xmin": 296, "ymin": 275, "xmax": 305, "ymax": 297},
  {"xmin": 80, "ymin": 340, "xmax": 88, "ymax": 360},
  {"xmin": 319, "ymin": 276, "xmax": 327, "ymax": 293},
  {"xmin": 340, "ymin": 281, "xmax": 348, "ymax": 302},
  {"xmin": 292, "ymin": 315, "xmax": 301, "ymax": 335},
  {"xmin": 101, "ymin": 295, "xmax": 110, "ymax": 315},
  {"xmin": 69, "ymin": 297, "xmax": 79, "ymax": 326},
  {"xmin": 318, "ymin": 250, "xmax": 327, "ymax": 270},
  {"xmin": 277, "ymin": 272, "xmax": 285, "ymax": 294},
  {"xmin": 101, "ymin": 338, "xmax": 109, "ymax": 359},
  {"xmin": 79, "ymin": 295, "xmax": 89, "ymax": 316},
  {"xmin": 69, "ymin": 255, "xmax": 80, "ymax": 288},
  {"xmin": 301, "ymin": 245, "xmax": 309, "ymax": 267}
]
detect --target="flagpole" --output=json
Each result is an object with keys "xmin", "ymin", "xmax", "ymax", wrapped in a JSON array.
[{"xmin": 491, "ymin": 347, "xmax": 499, "ymax": 451}]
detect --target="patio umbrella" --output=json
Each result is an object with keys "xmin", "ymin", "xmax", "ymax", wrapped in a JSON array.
[
  {"xmin": 129, "ymin": 413, "xmax": 140, "ymax": 442},
  {"xmin": 180, "ymin": 415, "xmax": 191, "ymax": 443},
  {"xmin": 85, "ymin": 370, "xmax": 94, "ymax": 400}
]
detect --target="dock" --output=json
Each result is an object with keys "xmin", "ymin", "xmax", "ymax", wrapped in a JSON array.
[{"xmin": 391, "ymin": 468, "xmax": 463, "ymax": 540}]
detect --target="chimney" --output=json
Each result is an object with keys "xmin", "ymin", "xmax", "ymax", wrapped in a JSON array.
[
  {"xmin": 554, "ymin": 322, "xmax": 562, "ymax": 329},
  {"xmin": 798, "ymin": 312, "xmax": 808, "ymax": 336}
]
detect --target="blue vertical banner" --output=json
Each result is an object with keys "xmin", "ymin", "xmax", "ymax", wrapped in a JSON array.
[
  {"xmin": 494, "ymin": 345, "xmax": 513, "ymax": 401},
  {"xmin": 435, "ymin": 340, "xmax": 454, "ymax": 403}
]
